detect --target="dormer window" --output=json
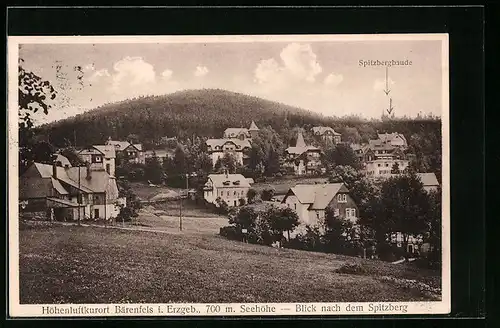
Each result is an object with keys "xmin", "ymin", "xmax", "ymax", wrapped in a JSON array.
[{"xmin": 92, "ymin": 155, "xmax": 102, "ymax": 163}]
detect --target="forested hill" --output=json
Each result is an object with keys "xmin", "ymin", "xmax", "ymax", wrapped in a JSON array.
[
  {"xmin": 39, "ymin": 89, "xmax": 329, "ymax": 146},
  {"xmin": 37, "ymin": 88, "xmax": 441, "ymax": 151}
]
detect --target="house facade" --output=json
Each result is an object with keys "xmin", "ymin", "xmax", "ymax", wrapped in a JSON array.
[
  {"xmin": 282, "ymin": 183, "xmax": 359, "ymax": 236},
  {"xmin": 362, "ymin": 134, "xmax": 410, "ymax": 179},
  {"xmin": 143, "ymin": 149, "xmax": 174, "ymax": 165},
  {"xmin": 106, "ymin": 138, "xmax": 144, "ymax": 164},
  {"xmin": 283, "ymin": 131, "xmax": 322, "ymax": 175},
  {"xmin": 223, "ymin": 121, "xmax": 260, "ymax": 140},
  {"xmin": 77, "ymin": 145, "xmax": 116, "ymax": 176},
  {"xmin": 205, "ymin": 139, "xmax": 251, "ymax": 167},
  {"xmin": 312, "ymin": 126, "xmax": 342, "ymax": 144},
  {"xmin": 203, "ymin": 173, "xmax": 251, "ymax": 207},
  {"xmin": 19, "ymin": 162, "xmax": 124, "ymax": 221}
]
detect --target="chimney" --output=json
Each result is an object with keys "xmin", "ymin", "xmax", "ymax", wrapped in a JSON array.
[
  {"xmin": 85, "ymin": 161, "xmax": 92, "ymax": 180},
  {"xmin": 52, "ymin": 162, "xmax": 57, "ymax": 179}
]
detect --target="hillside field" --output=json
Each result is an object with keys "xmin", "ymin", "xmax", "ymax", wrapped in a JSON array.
[{"xmin": 19, "ymin": 224, "xmax": 441, "ymax": 304}]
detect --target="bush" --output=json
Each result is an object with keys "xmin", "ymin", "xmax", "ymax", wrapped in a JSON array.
[
  {"xmin": 247, "ymin": 188, "xmax": 258, "ymax": 204},
  {"xmin": 261, "ymin": 188, "xmax": 275, "ymax": 201},
  {"xmin": 285, "ymin": 226, "xmax": 325, "ymax": 252},
  {"xmin": 376, "ymin": 242, "xmax": 408, "ymax": 262},
  {"xmin": 219, "ymin": 226, "xmax": 242, "ymax": 241},
  {"xmin": 215, "ymin": 197, "xmax": 229, "ymax": 214},
  {"xmin": 335, "ymin": 262, "xmax": 367, "ymax": 275},
  {"xmin": 228, "ymin": 206, "xmax": 257, "ymax": 231}
]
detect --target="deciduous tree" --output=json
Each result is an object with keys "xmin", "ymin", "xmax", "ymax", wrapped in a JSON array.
[
  {"xmin": 18, "ymin": 59, "xmax": 57, "ymax": 173},
  {"xmin": 263, "ymin": 206, "xmax": 300, "ymax": 242},
  {"xmin": 369, "ymin": 171, "xmax": 431, "ymax": 259}
]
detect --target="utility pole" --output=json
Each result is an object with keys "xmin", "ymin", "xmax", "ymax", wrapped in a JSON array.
[
  {"xmin": 78, "ymin": 165, "xmax": 81, "ymax": 226},
  {"xmin": 179, "ymin": 173, "xmax": 189, "ymax": 231},
  {"xmin": 179, "ymin": 193, "xmax": 182, "ymax": 231}
]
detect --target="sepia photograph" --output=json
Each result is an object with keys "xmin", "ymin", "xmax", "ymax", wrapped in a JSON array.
[{"xmin": 8, "ymin": 34, "xmax": 450, "ymax": 317}]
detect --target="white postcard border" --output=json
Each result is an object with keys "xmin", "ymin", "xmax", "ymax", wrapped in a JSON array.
[{"xmin": 8, "ymin": 33, "xmax": 451, "ymax": 317}]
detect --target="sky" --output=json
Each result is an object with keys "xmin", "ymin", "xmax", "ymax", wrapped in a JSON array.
[{"xmin": 18, "ymin": 37, "xmax": 445, "ymax": 125}]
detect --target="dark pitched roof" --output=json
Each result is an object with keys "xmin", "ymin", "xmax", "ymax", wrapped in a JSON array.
[
  {"xmin": 312, "ymin": 126, "xmax": 341, "ymax": 136},
  {"xmin": 206, "ymin": 138, "xmax": 251, "ymax": 150},
  {"xmin": 284, "ymin": 183, "xmax": 347, "ymax": 210},
  {"xmin": 65, "ymin": 168, "xmax": 113, "ymax": 193},
  {"xmin": 93, "ymin": 145, "xmax": 116, "ymax": 159}
]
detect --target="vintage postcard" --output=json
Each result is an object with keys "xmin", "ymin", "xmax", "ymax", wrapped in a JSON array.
[{"xmin": 8, "ymin": 34, "xmax": 450, "ymax": 317}]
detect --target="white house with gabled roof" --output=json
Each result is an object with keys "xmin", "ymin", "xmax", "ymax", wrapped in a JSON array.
[
  {"xmin": 282, "ymin": 183, "xmax": 358, "ymax": 235},
  {"xmin": 205, "ymin": 138, "xmax": 251, "ymax": 167},
  {"xmin": 77, "ymin": 145, "xmax": 116, "ymax": 177},
  {"xmin": 203, "ymin": 172, "xmax": 251, "ymax": 207}
]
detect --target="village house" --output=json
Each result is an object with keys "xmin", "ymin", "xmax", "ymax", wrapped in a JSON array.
[
  {"xmin": 388, "ymin": 172, "xmax": 440, "ymax": 193},
  {"xmin": 363, "ymin": 145, "xmax": 409, "ymax": 178},
  {"xmin": 351, "ymin": 132, "xmax": 410, "ymax": 179},
  {"xmin": 283, "ymin": 131, "xmax": 322, "ymax": 175},
  {"xmin": 54, "ymin": 153, "xmax": 72, "ymax": 168},
  {"xmin": 282, "ymin": 183, "xmax": 359, "ymax": 236},
  {"xmin": 205, "ymin": 138, "xmax": 251, "ymax": 167},
  {"xmin": 350, "ymin": 143, "xmax": 369, "ymax": 163},
  {"xmin": 203, "ymin": 172, "xmax": 251, "ymax": 207},
  {"xmin": 376, "ymin": 132, "xmax": 408, "ymax": 148},
  {"xmin": 223, "ymin": 121, "xmax": 260, "ymax": 140},
  {"xmin": 143, "ymin": 149, "xmax": 175, "ymax": 165},
  {"xmin": 417, "ymin": 172, "xmax": 440, "ymax": 192},
  {"xmin": 77, "ymin": 145, "xmax": 116, "ymax": 176},
  {"xmin": 19, "ymin": 160, "xmax": 124, "ymax": 221},
  {"xmin": 312, "ymin": 126, "xmax": 342, "ymax": 144},
  {"xmin": 390, "ymin": 232, "xmax": 424, "ymax": 255},
  {"xmin": 106, "ymin": 138, "xmax": 144, "ymax": 164}
]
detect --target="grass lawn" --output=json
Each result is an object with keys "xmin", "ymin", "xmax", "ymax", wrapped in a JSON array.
[
  {"xmin": 150, "ymin": 199, "xmax": 222, "ymax": 218},
  {"xmin": 131, "ymin": 210, "xmax": 228, "ymax": 234},
  {"xmin": 19, "ymin": 224, "xmax": 441, "ymax": 304},
  {"xmin": 129, "ymin": 182, "xmax": 181, "ymax": 201}
]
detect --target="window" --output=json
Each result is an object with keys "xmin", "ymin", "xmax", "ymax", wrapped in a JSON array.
[
  {"xmin": 377, "ymin": 163, "xmax": 381, "ymax": 167},
  {"xmin": 338, "ymin": 194, "xmax": 347, "ymax": 203},
  {"xmin": 234, "ymin": 191, "xmax": 237, "ymax": 196},
  {"xmin": 346, "ymin": 208, "xmax": 356, "ymax": 218},
  {"xmin": 385, "ymin": 163, "xmax": 389, "ymax": 167},
  {"xmin": 92, "ymin": 155, "xmax": 102, "ymax": 163},
  {"xmin": 106, "ymin": 164, "xmax": 111, "ymax": 174},
  {"xmin": 227, "ymin": 191, "xmax": 230, "ymax": 197},
  {"xmin": 294, "ymin": 204, "xmax": 297, "ymax": 210},
  {"xmin": 334, "ymin": 208, "xmax": 340, "ymax": 216},
  {"xmin": 316, "ymin": 211, "xmax": 320, "ymax": 219}
]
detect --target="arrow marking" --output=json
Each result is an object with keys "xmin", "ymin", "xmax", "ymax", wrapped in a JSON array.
[
  {"xmin": 383, "ymin": 66, "xmax": 391, "ymax": 95},
  {"xmin": 386, "ymin": 97, "xmax": 394, "ymax": 115}
]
